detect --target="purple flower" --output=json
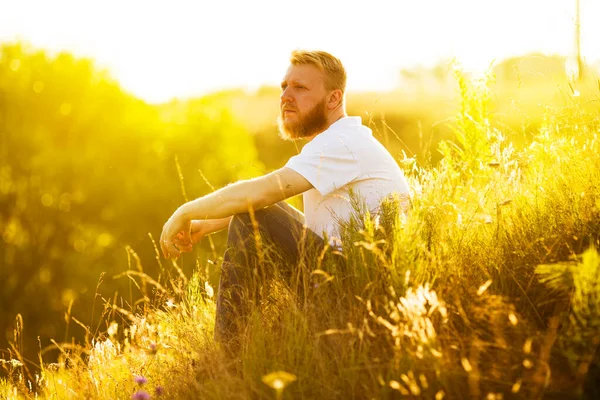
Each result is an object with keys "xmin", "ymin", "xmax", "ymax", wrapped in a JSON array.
[
  {"xmin": 131, "ymin": 390, "xmax": 151, "ymax": 400},
  {"xmin": 134, "ymin": 375, "xmax": 148, "ymax": 385},
  {"xmin": 155, "ymin": 386, "xmax": 164, "ymax": 396}
]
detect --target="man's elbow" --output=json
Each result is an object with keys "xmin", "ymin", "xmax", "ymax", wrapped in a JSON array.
[
  {"xmin": 246, "ymin": 191, "xmax": 278, "ymax": 212},
  {"xmin": 227, "ymin": 179, "xmax": 285, "ymax": 215},
  {"xmin": 226, "ymin": 181, "xmax": 271, "ymax": 215},
  {"xmin": 249, "ymin": 189, "xmax": 284, "ymax": 212}
]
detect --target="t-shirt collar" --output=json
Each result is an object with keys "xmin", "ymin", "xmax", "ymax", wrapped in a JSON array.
[{"xmin": 327, "ymin": 116, "xmax": 362, "ymax": 131}]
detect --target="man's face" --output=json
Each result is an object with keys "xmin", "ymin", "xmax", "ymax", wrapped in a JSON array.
[{"xmin": 277, "ymin": 64, "xmax": 329, "ymax": 140}]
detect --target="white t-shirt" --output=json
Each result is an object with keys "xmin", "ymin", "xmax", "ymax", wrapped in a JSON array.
[{"xmin": 285, "ymin": 116, "xmax": 410, "ymax": 245}]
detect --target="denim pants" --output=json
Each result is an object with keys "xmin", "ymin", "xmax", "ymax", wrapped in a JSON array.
[{"xmin": 214, "ymin": 201, "xmax": 326, "ymax": 346}]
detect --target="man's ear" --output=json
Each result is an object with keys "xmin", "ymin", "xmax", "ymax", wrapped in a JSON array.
[{"xmin": 328, "ymin": 89, "xmax": 343, "ymax": 110}]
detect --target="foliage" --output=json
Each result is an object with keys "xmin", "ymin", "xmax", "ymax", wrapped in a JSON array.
[
  {"xmin": 0, "ymin": 42, "xmax": 262, "ymax": 364},
  {"xmin": 2, "ymin": 43, "xmax": 600, "ymax": 399}
]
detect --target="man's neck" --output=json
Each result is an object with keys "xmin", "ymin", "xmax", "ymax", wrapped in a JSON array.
[
  {"xmin": 306, "ymin": 112, "xmax": 347, "ymax": 142},
  {"xmin": 330, "ymin": 113, "xmax": 347, "ymax": 125}
]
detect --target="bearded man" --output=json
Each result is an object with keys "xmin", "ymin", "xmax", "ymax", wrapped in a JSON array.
[{"xmin": 160, "ymin": 50, "xmax": 410, "ymax": 345}]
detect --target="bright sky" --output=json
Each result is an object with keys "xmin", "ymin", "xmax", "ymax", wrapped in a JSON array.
[{"xmin": 1, "ymin": 0, "xmax": 598, "ymax": 103}]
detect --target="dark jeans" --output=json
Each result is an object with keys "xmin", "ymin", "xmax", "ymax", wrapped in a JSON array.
[{"xmin": 214, "ymin": 201, "xmax": 325, "ymax": 346}]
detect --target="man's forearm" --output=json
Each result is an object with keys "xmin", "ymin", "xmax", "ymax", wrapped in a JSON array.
[
  {"xmin": 176, "ymin": 179, "xmax": 264, "ymax": 221},
  {"xmin": 203, "ymin": 216, "xmax": 232, "ymax": 235}
]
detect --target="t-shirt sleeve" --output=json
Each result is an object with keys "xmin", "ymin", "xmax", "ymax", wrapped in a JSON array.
[{"xmin": 284, "ymin": 135, "xmax": 360, "ymax": 197}]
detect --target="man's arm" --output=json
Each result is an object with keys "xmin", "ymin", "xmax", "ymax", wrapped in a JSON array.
[
  {"xmin": 201, "ymin": 217, "xmax": 233, "ymax": 235},
  {"xmin": 177, "ymin": 167, "xmax": 312, "ymax": 220},
  {"xmin": 160, "ymin": 167, "xmax": 312, "ymax": 258}
]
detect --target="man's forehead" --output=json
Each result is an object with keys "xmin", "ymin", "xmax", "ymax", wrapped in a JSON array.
[{"xmin": 282, "ymin": 64, "xmax": 324, "ymax": 83}]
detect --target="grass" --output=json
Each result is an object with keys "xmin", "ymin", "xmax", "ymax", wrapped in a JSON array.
[{"xmin": 2, "ymin": 71, "xmax": 600, "ymax": 399}]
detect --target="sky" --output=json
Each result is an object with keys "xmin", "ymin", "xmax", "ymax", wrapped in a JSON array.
[{"xmin": 1, "ymin": 0, "xmax": 598, "ymax": 103}]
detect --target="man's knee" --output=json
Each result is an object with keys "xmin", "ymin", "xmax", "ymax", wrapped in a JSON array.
[{"xmin": 227, "ymin": 211, "xmax": 268, "ymax": 254}]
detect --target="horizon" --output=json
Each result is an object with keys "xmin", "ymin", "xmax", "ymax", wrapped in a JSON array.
[{"xmin": 1, "ymin": 0, "xmax": 598, "ymax": 103}]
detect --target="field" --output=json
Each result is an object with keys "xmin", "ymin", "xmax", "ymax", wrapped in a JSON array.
[{"xmin": 1, "ymin": 43, "xmax": 600, "ymax": 399}]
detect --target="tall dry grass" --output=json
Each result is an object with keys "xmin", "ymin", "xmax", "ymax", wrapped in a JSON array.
[{"xmin": 2, "ymin": 70, "xmax": 600, "ymax": 399}]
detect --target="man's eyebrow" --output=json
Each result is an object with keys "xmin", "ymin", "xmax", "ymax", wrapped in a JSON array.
[{"xmin": 280, "ymin": 79, "xmax": 307, "ymax": 88}]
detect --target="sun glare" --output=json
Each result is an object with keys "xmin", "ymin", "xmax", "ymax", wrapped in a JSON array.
[{"xmin": 0, "ymin": 0, "xmax": 598, "ymax": 102}]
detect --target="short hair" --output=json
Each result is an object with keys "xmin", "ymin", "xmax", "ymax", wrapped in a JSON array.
[{"xmin": 289, "ymin": 50, "xmax": 347, "ymax": 94}]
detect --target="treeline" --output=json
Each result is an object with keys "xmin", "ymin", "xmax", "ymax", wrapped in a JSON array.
[{"xmin": 0, "ymin": 43, "xmax": 265, "ymax": 365}]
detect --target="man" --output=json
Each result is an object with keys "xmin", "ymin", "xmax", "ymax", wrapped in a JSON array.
[{"xmin": 160, "ymin": 50, "xmax": 410, "ymax": 344}]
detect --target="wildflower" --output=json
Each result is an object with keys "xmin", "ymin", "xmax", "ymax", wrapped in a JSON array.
[
  {"xmin": 155, "ymin": 386, "xmax": 164, "ymax": 396},
  {"xmin": 204, "ymin": 281, "xmax": 214, "ymax": 298},
  {"xmin": 149, "ymin": 342, "xmax": 158, "ymax": 354},
  {"xmin": 262, "ymin": 371, "xmax": 297, "ymax": 391},
  {"xmin": 389, "ymin": 380, "xmax": 410, "ymax": 395},
  {"xmin": 461, "ymin": 357, "xmax": 473, "ymax": 372},
  {"xmin": 134, "ymin": 375, "xmax": 148, "ymax": 385},
  {"xmin": 107, "ymin": 322, "xmax": 118, "ymax": 337},
  {"xmin": 477, "ymin": 280, "xmax": 492, "ymax": 296},
  {"xmin": 512, "ymin": 379, "xmax": 523, "ymax": 393},
  {"xmin": 131, "ymin": 390, "xmax": 151, "ymax": 400}
]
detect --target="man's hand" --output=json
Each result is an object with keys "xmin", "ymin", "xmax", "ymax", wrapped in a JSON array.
[
  {"xmin": 160, "ymin": 209, "xmax": 191, "ymax": 259},
  {"xmin": 172, "ymin": 221, "xmax": 206, "ymax": 253}
]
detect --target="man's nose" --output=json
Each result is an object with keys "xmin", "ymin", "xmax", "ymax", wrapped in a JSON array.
[{"xmin": 280, "ymin": 87, "xmax": 293, "ymax": 103}]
